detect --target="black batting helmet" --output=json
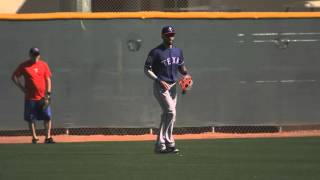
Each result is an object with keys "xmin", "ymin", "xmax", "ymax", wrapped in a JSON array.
[{"xmin": 29, "ymin": 47, "xmax": 40, "ymax": 56}]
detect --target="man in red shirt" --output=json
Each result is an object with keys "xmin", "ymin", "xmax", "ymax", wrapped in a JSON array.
[{"xmin": 12, "ymin": 47, "xmax": 55, "ymax": 144}]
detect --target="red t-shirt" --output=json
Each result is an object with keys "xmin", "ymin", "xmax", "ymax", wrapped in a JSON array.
[{"xmin": 13, "ymin": 60, "xmax": 52, "ymax": 100}]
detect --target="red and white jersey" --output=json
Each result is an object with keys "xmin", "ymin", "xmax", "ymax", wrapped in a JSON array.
[{"xmin": 13, "ymin": 59, "xmax": 52, "ymax": 100}]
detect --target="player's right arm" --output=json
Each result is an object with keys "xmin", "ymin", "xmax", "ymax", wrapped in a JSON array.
[
  {"xmin": 144, "ymin": 54, "xmax": 170, "ymax": 90},
  {"xmin": 144, "ymin": 68, "xmax": 159, "ymax": 82},
  {"xmin": 11, "ymin": 66, "xmax": 26, "ymax": 93}
]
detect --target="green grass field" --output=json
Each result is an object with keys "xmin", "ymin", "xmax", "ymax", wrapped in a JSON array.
[{"xmin": 0, "ymin": 137, "xmax": 319, "ymax": 180}]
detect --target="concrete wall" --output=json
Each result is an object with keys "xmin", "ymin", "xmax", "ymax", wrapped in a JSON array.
[
  {"xmin": 1, "ymin": 19, "xmax": 320, "ymax": 130},
  {"xmin": 0, "ymin": 0, "xmax": 60, "ymax": 13},
  {"xmin": 0, "ymin": 0, "xmax": 91, "ymax": 13},
  {"xmin": 0, "ymin": 0, "xmax": 26, "ymax": 13}
]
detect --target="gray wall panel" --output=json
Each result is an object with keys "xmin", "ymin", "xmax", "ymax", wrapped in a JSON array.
[{"xmin": 1, "ymin": 19, "xmax": 320, "ymax": 129}]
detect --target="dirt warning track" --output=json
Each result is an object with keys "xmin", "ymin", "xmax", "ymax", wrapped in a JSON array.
[{"xmin": 1, "ymin": 130, "xmax": 320, "ymax": 144}]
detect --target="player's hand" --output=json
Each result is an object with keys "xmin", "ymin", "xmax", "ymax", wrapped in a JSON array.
[
  {"xmin": 159, "ymin": 80, "xmax": 170, "ymax": 91},
  {"xmin": 44, "ymin": 98, "xmax": 50, "ymax": 105},
  {"xmin": 40, "ymin": 93, "xmax": 51, "ymax": 111}
]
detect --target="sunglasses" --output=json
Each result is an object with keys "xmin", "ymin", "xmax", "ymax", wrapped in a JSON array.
[
  {"xmin": 164, "ymin": 33, "xmax": 175, "ymax": 37},
  {"xmin": 30, "ymin": 52, "xmax": 40, "ymax": 58}
]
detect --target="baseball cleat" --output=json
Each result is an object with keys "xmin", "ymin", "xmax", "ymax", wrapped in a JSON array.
[
  {"xmin": 166, "ymin": 147, "xmax": 180, "ymax": 153},
  {"xmin": 155, "ymin": 150, "xmax": 167, "ymax": 154},
  {"xmin": 32, "ymin": 138, "xmax": 39, "ymax": 144},
  {"xmin": 154, "ymin": 148, "xmax": 168, "ymax": 154},
  {"xmin": 154, "ymin": 145, "xmax": 168, "ymax": 153},
  {"xmin": 44, "ymin": 137, "xmax": 56, "ymax": 144},
  {"xmin": 154, "ymin": 144, "xmax": 167, "ymax": 154}
]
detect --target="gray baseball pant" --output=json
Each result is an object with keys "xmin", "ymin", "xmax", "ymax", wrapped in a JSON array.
[{"xmin": 153, "ymin": 81, "xmax": 177, "ymax": 149}]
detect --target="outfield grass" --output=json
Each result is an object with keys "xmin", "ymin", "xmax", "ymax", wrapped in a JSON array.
[{"xmin": 0, "ymin": 137, "xmax": 319, "ymax": 180}]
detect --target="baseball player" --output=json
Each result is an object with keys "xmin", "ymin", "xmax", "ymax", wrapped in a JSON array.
[
  {"xmin": 144, "ymin": 26, "xmax": 190, "ymax": 153},
  {"xmin": 12, "ymin": 47, "xmax": 55, "ymax": 144}
]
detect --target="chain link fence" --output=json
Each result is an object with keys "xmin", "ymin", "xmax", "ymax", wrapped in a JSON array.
[
  {"xmin": 91, "ymin": 0, "xmax": 199, "ymax": 12},
  {"xmin": 2, "ymin": 125, "xmax": 320, "ymax": 136},
  {"xmin": 90, "ymin": 0, "xmax": 319, "ymax": 12},
  {"xmin": 0, "ymin": 127, "xmax": 212, "ymax": 136},
  {"xmin": 0, "ymin": 126, "xmax": 283, "ymax": 136},
  {"xmin": 91, "ymin": 0, "xmax": 189, "ymax": 12},
  {"xmin": 4, "ymin": 125, "xmax": 320, "ymax": 136},
  {"xmin": 1, "ymin": 0, "xmax": 319, "ymax": 14}
]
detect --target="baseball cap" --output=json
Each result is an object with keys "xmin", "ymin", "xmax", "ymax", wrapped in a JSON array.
[
  {"xmin": 29, "ymin": 47, "xmax": 40, "ymax": 56},
  {"xmin": 162, "ymin": 26, "xmax": 175, "ymax": 35}
]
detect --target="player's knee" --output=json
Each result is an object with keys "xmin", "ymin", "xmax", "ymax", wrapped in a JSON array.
[{"xmin": 166, "ymin": 108, "xmax": 176, "ymax": 116}]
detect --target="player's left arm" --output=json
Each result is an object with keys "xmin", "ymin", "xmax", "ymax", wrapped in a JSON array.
[
  {"xmin": 178, "ymin": 49, "xmax": 189, "ymax": 76},
  {"xmin": 41, "ymin": 64, "xmax": 52, "ymax": 110},
  {"xmin": 177, "ymin": 51, "xmax": 193, "ymax": 94},
  {"xmin": 178, "ymin": 65, "xmax": 188, "ymax": 76},
  {"xmin": 44, "ymin": 62, "xmax": 52, "ymax": 94},
  {"xmin": 178, "ymin": 64, "xmax": 193, "ymax": 85},
  {"xmin": 44, "ymin": 62, "xmax": 52, "ymax": 102},
  {"xmin": 46, "ymin": 77, "xmax": 51, "ymax": 94},
  {"xmin": 40, "ymin": 76, "xmax": 51, "ymax": 110}
]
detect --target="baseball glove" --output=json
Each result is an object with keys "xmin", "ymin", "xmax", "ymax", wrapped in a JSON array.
[
  {"xmin": 178, "ymin": 75, "xmax": 193, "ymax": 94},
  {"xmin": 39, "ymin": 92, "xmax": 51, "ymax": 111}
]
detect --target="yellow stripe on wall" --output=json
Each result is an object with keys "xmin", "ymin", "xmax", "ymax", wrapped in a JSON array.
[{"xmin": 1, "ymin": 12, "xmax": 320, "ymax": 20}]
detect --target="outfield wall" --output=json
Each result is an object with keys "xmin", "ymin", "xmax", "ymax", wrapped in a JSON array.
[{"xmin": 1, "ymin": 13, "xmax": 320, "ymax": 129}]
